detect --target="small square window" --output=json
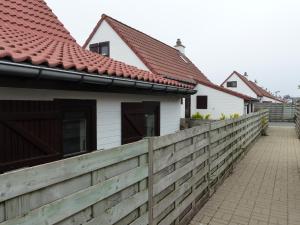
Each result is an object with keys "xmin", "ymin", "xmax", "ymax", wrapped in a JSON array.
[
  {"xmin": 196, "ymin": 96, "xmax": 207, "ymax": 109},
  {"xmin": 227, "ymin": 81, "xmax": 237, "ymax": 88},
  {"xmin": 89, "ymin": 42, "xmax": 110, "ymax": 57}
]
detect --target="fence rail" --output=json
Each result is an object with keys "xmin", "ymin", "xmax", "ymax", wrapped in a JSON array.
[
  {"xmin": 254, "ymin": 103, "xmax": 295, "ymax": 122},
  {"xmin": 296, "ymin": 102, "xmax": 300, "ymax": 138},
  {"xmin": 0, "ymin": 110, "xmax": 268, "ymax": 225}
]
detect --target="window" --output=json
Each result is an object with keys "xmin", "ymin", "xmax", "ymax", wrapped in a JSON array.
[
  {"xmin": 227, "ymin": 81, "xmax": 237, "ymax": 88},
  {"xmin": 58, "ymin": 99, "xmax": 97, "ymax": 157},
  {"xmin": 145, "ymin": 113, "xmax": 155, "ymax": 137},
  {"xmin": 89, "ymin": 42, "xmax": 110, "ymax": 57},
  {"xmin": 196, "ymin": 96, "xmax": 208, "ymax": 109},
  {"xmin": 63, "ymin": 112, "xmax": 87, "ymax": 156}
]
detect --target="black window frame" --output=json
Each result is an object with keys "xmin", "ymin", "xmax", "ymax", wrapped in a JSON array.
[
  {"xmin": 55, "ymin": 99, "xmax": 97, "ymax": 157},
  {"xmin": 89, "ymin": 42, "xmax": 110, "ymax": 57},
  {"xmin": 227, "ymin": 81, "xmax": 237, "ymax": 88},
  {"xmin": 99, "ymin": 41, "xmax": 110, "ymax": 57},
  {"xmin": 196, "ymin": 96, "xmax": 208, "ymax": 109}
]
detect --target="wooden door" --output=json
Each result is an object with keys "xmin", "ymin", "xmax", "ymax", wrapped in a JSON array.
[
  {"xmin": 121, "ymin": 103, "xmax": 145, "ymax": 144},
  {"xmin": 121, "ymin": 102, "xmax": 160, "ymax": 145},
  {"xmin": 0, "ymin": 99, "xmax": 97, "ymax": 173},
  {"xmin": 0, "ymin": 101, "xmax": 62, "ymax": 173}
]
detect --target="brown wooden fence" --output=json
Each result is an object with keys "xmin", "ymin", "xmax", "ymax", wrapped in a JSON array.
[
  {"xmin": 254, "ymin": 103, "xmax": 295, "ymax": 122},
  {"xmin": 0, "ymin": 110, "xmax": 268, "ymax": 225},
  {"xmin": 296, "ymin": 102, "xmax": 300, "ymax": 138}
]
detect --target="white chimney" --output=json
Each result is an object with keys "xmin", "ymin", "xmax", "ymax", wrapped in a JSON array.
[{"xmin": 174, "ymin": 38, "xmax": 185, "ymax": 54}]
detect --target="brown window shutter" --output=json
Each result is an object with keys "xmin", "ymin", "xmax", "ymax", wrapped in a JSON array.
[
  {"xmin": 196, "ymin": 96, "xmax": 208, "ymax": 109},
  {"xmin": 89, "ymin": 43, "xmax": 99, "ymax": 53}
]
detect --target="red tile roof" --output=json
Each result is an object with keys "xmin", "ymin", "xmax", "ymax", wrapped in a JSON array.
[
  {"xmin": 0, "ymin": 0, "xmax": 193, "ymax": 89},
  {"xmin": 83, "ymin": 14, "xmax": 211, "ymax": 85},
  {"xmin": 222, "ymin": 71, "xmax": 284, "ymax": 102}
]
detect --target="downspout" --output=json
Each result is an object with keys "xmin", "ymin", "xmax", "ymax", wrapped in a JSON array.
[{"xmin": 0, "ymin": 61, "xmax": 196, "ymax": 95}]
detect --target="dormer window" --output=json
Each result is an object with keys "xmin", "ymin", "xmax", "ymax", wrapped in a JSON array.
[
  {"xmin": 227, "ymin": 81, "xmax": 237, "ymax": 88},
  {"xmin": 89, "ymin": 42, "xmax": 110, "ymax": 57}
]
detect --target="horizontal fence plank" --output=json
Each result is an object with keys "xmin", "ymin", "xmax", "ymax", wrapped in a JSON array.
[
  {"xmin": 129, "ymin": 212, "xmax": 148, "ymax": 225},
  {"xmin": 153, "ymin": 152, "xmax": 208, "ymax": 196},
  {"xmin": 157, "ymin": 181, "xmax": 208, "ymax": 225},
  {"xmin": 153, "ymin": 139, "xmax": 209, "ymax": 173},
  {"xmin": 153, "ymin": 126, "xmax": 209, "ymax": 150},
  {"xmin": 0, "ymin": 166, "xmax": 148, "ymax": 225},
  {"xmin": 153, "ymin": 166, "xmax": 208, "ymax": 218},
  {"xmin": 0, "ymin": 140, "xmax": 148, "ymax": 202},
  {"xmin": 85, "ymin": 189, "xmax": 148, "ymax": 225}
]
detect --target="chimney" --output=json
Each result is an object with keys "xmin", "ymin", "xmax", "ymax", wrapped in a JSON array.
[
  {"xmin": 174, "ymin": 38, "xmax": 185, "ymax": 54},
  {"xmin": 244, "ymin": 72, "xmax": 248, "ymax": 77}
]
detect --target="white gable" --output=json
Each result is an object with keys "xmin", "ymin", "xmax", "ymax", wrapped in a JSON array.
[
  {"xmin": 189, "ymin": 84, "xmax": 245, "ymax": 119},
  {"xmin": 223, "ymin": 74, "xmax": 257, "ymax": 99},
  {"xmin": 85, "ymin": 20, "xmax": 149, "ymax": 71}
]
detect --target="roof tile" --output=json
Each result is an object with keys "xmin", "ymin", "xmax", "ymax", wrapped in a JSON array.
[
  {"xmin": 83, "ymin": 14, "xmax": 211, "ymax": 84},
  {"xmin": 0, "ymin": 0, "xmax": 193, "ymax": 89}
]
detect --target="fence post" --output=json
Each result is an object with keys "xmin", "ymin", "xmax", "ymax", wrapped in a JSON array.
[
  {"xmin": 207, "ymin": 122, "xmax": 213, "ymax": 196},
  {"xmin": 148, "ymin": 137, "xmax": 154, "ymax": 225}
]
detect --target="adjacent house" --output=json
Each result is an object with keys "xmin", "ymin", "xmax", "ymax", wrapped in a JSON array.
[
  {"xmin": 0, "ymin": 0, "xmax": 196, "ymax": 173},
  {"xmin": 83, "ymin": 14, "xmax": 256, "ymax": 119},
  {"xmin": 222, "ymin": 71, "xmax": 284, "ymax": 103}
]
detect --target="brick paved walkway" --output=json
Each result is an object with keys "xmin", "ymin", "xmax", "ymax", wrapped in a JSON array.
[{"xmin": 190, "ymin": 126, "xmax": 300, "ymax": 225}]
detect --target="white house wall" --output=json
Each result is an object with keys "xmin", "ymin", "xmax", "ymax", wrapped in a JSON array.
[
  {"xmin": 223, "ymin": 74, "xmax": 258, "ymax": 99},
  {"xmin": 191, "ymin": 84, "xmax": 245, "ymax": 119},
  {"xmin": 0, "ymin": 87, "xmax": 181, "ymax": 150},
  {"xmin": 85, "ymin": 20, "xmax": 149, "ymax": 71}
]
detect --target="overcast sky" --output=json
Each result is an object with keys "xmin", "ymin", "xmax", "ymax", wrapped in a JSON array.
[{"xmin": 46, "ymin": 0, "xmax": 300, "ymax": 97}]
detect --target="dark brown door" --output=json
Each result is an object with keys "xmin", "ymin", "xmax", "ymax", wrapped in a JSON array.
[
  {"xmin": 0, "ymin": 101, "xmax": 62, "ymax": 173},
  {"xmin": 185, "ymin": 97, "xmax": 191, "ymax": 118},
  {"xmin": 121, "ymin": 102, "xmax": 160, "ymax": 145},
  {"xmin": 0, "ymin": 100, "xmax": 97, "ymax": 173}
]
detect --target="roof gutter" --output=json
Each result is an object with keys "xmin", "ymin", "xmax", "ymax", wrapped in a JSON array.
[{"xmin": 0, "ymin": 61, "xmax": 196, "ymax": 95}]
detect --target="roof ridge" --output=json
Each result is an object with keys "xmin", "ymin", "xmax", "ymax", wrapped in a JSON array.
[
  {"xmin": 102, "ymin": 14, "xmax": 181, "ymax": 53},
  {"xmin": 102, "ymin": 14, "xmax": 210, "ymax": 84}
]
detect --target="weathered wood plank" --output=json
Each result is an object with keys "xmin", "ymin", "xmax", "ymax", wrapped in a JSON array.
[
  {"xmin": 154, "ymin": 139, "xmax": 209, "ymax": 173},
  {"xmin": 157, "ymin": 181, "xmax": 208, "ymax": 225},
  {"xmin": 153, "ymin": 126, "xmax": 209, "ymax": 150},
  {"xmin": 0, "ymin": 166, "xmax": 148, "ymax": 225},
  {"xmin": 0, "ymin": 140, "xmax": 148, "ymax": 202},
  {"xmin": 85, "ymin": 190, "xmax": 148, "ymax": 225},
  {"xmin": 128, "ymin": 213, "xmax": 148, "ymax": 225},
  {"xmin": 153, "ymin": 166, "xmax": 208, "ymax": 218},
  {"xmin": 153, "ymin": 152, "xmax": 208, "ymax": 196}
]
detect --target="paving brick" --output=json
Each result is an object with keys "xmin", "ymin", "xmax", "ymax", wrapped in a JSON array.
[{"xmin": 189, "ymin": 126, "xmax": 300, "ymax": 225}]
